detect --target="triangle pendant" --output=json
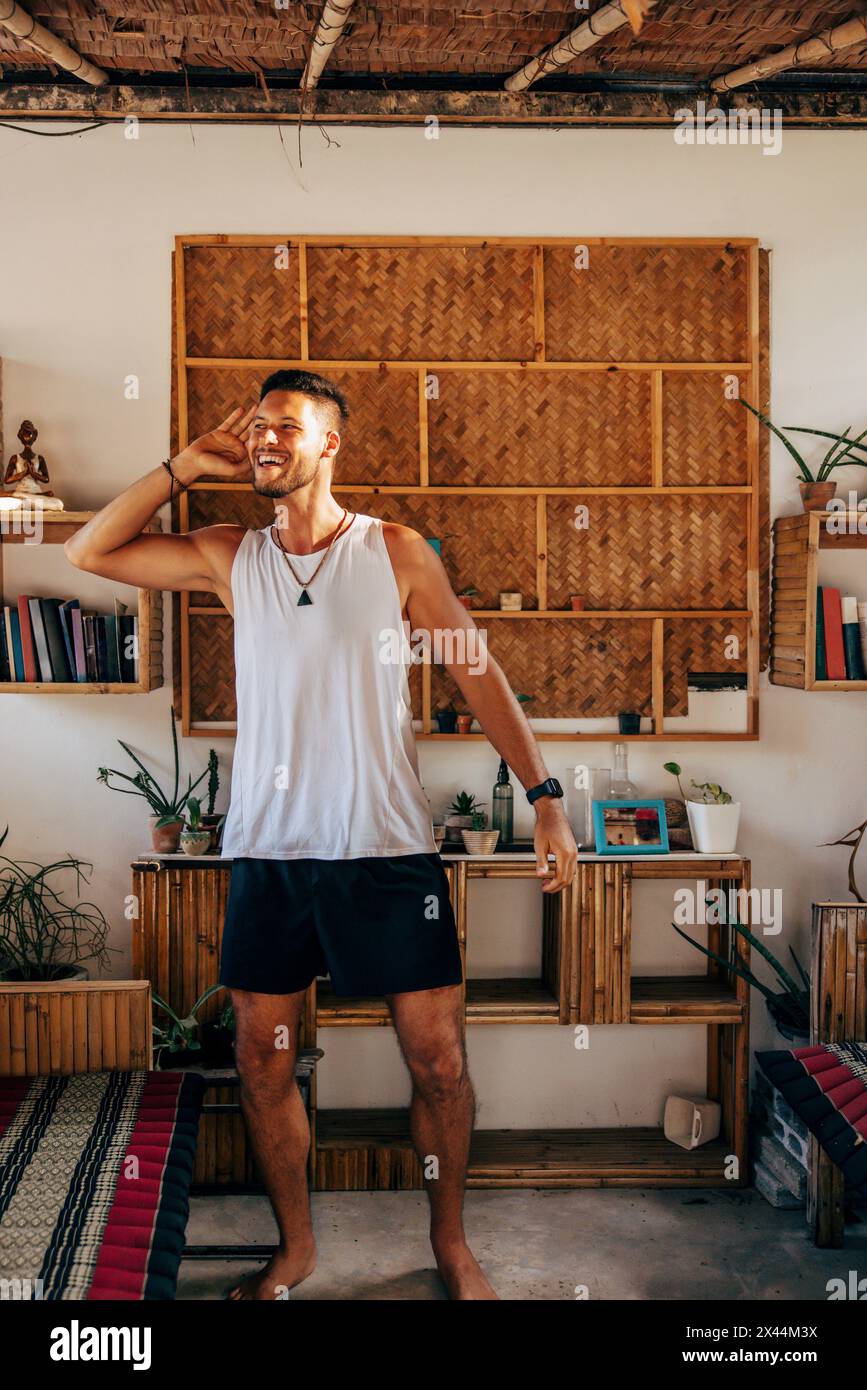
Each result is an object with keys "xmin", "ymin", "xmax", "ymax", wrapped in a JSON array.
[{"xmin": 297, "ymin": 589, "xmax": 313, "ymax": 607}]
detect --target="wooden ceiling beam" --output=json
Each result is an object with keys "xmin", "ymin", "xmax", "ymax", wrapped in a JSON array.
[
  {"xmin": 0, "ymin": 0, "xmax": 107, "ymax": 85},
  {"xmin": 505, "ymin": 1, "xmax": 654, "ymax": 93},
  {"xmin": 300, "ymin": 0, "xmax": 356, "ymax": 92},
  {"xmin": 712, "ymin": 14, "xmax": 867, "ymax": 92}
]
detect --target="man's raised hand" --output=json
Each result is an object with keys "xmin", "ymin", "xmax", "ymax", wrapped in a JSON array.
[{"xmin": 173, "ymin": 405, "xmax": 257, "ymax": 484}]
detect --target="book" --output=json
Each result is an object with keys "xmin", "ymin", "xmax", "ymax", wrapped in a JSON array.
[
  {"xmin": 94, "ymin": 616, "xmax": 110, "ymax": 682},
  {"xmin": 58, "ymin": 599, "xmax": 80, "ymax": 680},
  {"xmin": 859, "ymin": 600, "xmax": 867, "ymax": 674},
  {"xmin": 821, "ymin": 587, "xmax": 846, "ymax": 680},
  {"xmin": 82, "ymin": 614, "xmax": 99, "ymax": 682},
  {"xmin": 0, "ymin": 615, "xmax": 8, "ymax": 681},
  {"xmin": 28, "ymin": 598, "xmax": 51, "ymax": 681},
  {"xmin": 41, "ymin": 600, "xmax": 73, "ymax": 683},
  {"xmin": 101, "ymin": 615, "xmax": 121, "ymax": 682},
  {"xmin": 841, "ymin": 596, "xmax": 866, "ymax": 680},
  {"xmin": 119, "ymin": 614, "xmax": 138, "ymax": 683},
  {"xmin": 7, "ymin": 608, "xmax": 24, "ymax": 681},
  {"xmin": 17, "ymin": 595, "xmax": 38, "ymax": 682},
  {"xmin": 815, "ymin": 586, "xmax": 827, "ymax": 681},
  {"xmin": 69, "ymin": 607, "xmax": 88, "ymax": 682}
]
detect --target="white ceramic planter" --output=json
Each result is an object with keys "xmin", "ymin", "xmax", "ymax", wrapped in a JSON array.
[
  {"xmin": 686, "ymin": 801, "xmax": 741, "ymax": 853},
  {"xmin": 461, "ymin": 829, "xmax": 500, "ymax": 855}
]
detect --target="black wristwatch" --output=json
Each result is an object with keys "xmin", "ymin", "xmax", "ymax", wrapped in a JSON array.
[{"xmin": 526, "ymin": 777, "xmax": 564, "ymax": 806}]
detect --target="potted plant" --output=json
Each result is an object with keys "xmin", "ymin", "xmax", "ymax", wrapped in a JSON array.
[
  {"xmin": 434, "ymin": 704, "xmax": 458, "ymax": 734},
  {"xmin": 456, "ymin": 712, "xmax": 474, "ymax": 734},
  {"xmin": 152, "ymin": 984, "xmax": 227, "ymax": 1069},
  {"xmin": 0, "ymin": 827, "xmax": 113, "ymax": 981},
  {"xmin": 515, "ymin": 691, "xmax": 534, "ymax": 712},
  {"xmin": 200, "ymin": 749, "xmax": 224, "ymax": 854},
  {"xmin": 569, "ymin": 594, "xmax": 586, "ymax": 611},
  {"xmin": 98, "ymin": 711, "xmax": 211, "ymax": 853},
  {"xmin": 672, "ymin": 895, "xmax": 810, "ymax": 1042},
  {"xmin": 180, "ymin": 797, "xmax": 211, "ymax": 856},
  {"xmin": 462, "ymin": 811, "xmax": 500, "ymax": 856},
  {"xmin": 738, "ymin": 400, "xmax": 867, "ymax": 512},
  {"xmin": 445, "ymin": 790, "xmax": 486, "ymax": 843},
  {"xmin": 457, "ymin": 586, "xmax": 478, "ymax": 610},
  {"xmin": 663, "ymin": 762, "xmax": 741, "ymax": 853}
]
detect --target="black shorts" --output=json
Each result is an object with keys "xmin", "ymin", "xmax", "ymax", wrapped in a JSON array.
[{"xmin": 219, "ymin": 853, "xmax": 464, "ymax": 997}]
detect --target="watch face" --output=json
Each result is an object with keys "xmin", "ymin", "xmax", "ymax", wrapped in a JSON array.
[{"xmin": 548, "ymin": 778, "xmax": 563, "ymax": 796}]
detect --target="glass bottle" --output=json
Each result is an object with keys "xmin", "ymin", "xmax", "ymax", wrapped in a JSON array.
[
  {"xmin": 610, "ymin": 743, "xmax": 637, "ymax": 800},
  {"xmin": 491, "ymin": 758, "xmax": 514, "ymax": 844}
]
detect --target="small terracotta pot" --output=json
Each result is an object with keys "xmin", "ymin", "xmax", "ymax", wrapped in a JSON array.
[
  {"xmin": 569, "ymin": 595, "xmax": 586, "ymax": 611},
  {"xmin": 799, "ymin": 480, "xmax": 836, "ymax": 512},
  {"xmin": 149, "ymin": 815, "xmax": 183, "ymax": 853},
  {"xmin": 457, "ymin": 595, "xmax": 474, "ymax": 609},
  {"xmin": 456, "ymin": 713, "xmax": 473, "ymax": 734},
  {"xmin": 200, "ymin": 814, "xmax": 223, "ymax": 855}
]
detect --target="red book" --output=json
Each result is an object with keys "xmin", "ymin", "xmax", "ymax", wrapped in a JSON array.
[
  {"xmin": 16, "ymin": 595, "xmax": 37, "ymax": 682},
  {"xmin": 822, "ymin": 587, "xmax": 846, "ymax": 680}
]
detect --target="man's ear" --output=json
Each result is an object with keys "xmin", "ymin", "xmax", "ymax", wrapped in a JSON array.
[{"xmin": 322, "ymin": 429, "xmax": 340, "ymax": 458}]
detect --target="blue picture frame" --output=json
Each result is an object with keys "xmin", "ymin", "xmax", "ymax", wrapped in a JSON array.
[{"xmin": 592, "ymin": 798, "xmax": 670, "ymax": 855}]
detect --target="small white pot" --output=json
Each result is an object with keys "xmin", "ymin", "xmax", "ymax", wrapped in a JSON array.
[{"xmin": 686, "ymin": 801, "xmax": 741, "ymax": 854}]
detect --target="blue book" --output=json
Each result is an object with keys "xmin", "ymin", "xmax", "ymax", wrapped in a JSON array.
[
  {"xmin": 58, "ymin": 599, "xmax": 80, "ymax": 679},
  {"xmin": 0, "ymin": 614, "xmax": 8, "ymax": 681},
  {"xmin": 7, "ymin": 608, "xmax": 24, "ymax": 681},
  {"xmin": 42, "ymin": 600, "xmax": 73, "ymax": 682},
  {"xmin": 815, "ymin": 587, "xmax": 827, "ymax": 681}
]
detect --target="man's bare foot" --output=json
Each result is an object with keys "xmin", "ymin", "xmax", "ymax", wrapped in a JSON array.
[
  {"xmin": 432, "ymin": 1238, "xmax": 499, "ymax": 1300},
  {"xmin": 226, "ymin": 1239, "xmax": 317, "ymax": 1300}
]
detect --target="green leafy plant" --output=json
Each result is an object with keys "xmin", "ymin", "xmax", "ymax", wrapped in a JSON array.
[
  {"xmin": 672, "ymin": 894, "xmax": 809, "ymax": 1036},
  {"xmin": 152, "ymin": 984, "xmax": 224, "ymax": 1065},
  {"xmin": 458, "ymin": 586, "xmax": 478, "ymax": 597},
  {"xmin": 449, "ymin": 790, "xmax": 485, "ymax": 816},
  {"xmin": 738, "ymin": 399, "xmax": 867, "ymax": 483},
  {"xmin": 0, "ymin": 826, "xmax": 113, "ymax": 981},
  {"xmin": 470, "ymin": 811, "xmax": 486, "ymax": 831},
  {"xmin": 514, "ymin": 692, "xmax": 534, "ymax": 705},
  {"xmin": 98, "ymin": 711, "xmax": 209, "ymax": 828},
  {"xmin": 206, "ymin": 749, "xmax": 219, "ymax": 818},
  {"xmin": 186, "ymin": 797, "xmax": 203, "ymax": 831},
  {"xmin": 663, "ymin": 762, "xmax": 733, "ymax": 804}
]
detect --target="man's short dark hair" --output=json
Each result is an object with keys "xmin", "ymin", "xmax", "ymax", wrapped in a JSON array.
[{"xmin": 258, "ymin": 369, "xmax": 349, "ymax": 432}]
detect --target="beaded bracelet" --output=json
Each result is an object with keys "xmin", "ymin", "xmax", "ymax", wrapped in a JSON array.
[{"xmin": 161, "ymin": 458, "xmax": 189, "ymax": 505}]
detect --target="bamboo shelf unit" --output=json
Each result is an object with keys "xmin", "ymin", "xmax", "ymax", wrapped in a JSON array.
[
  {"xmin": 0, "ymin": 511, "xmax": 163, "ymax": 694},
  {"xmin": 170, "ymin": 235, "xmax": 769, "ymax": 741},
  {"xmin": 131, "ymin": 852, "xmax": 751, "ymax": 1192},
  {"xmin": 770, "ymin": 510, "xmax": 867, "ymax": 690}
]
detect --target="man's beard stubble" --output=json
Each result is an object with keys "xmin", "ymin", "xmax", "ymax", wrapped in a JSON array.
[{"xmin": 251, "ymin": 456, "xmax": 319, "ymax": 499}]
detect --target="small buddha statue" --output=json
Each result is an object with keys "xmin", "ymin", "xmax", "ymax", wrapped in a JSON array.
[{"xmin": 3, "ymin": 420, "xmax": 64, "ymax": 509}]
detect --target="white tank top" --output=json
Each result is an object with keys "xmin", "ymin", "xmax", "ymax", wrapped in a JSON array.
[{"xmin": 219, "ymin": 512, "xmax": 437, "ymax": 860}]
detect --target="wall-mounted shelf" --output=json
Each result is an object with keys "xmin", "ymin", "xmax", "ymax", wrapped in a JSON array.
[
  {"xmin": 770, "ymin": 510, "xmax": 867, "ymax": 690},
  {"xmin": 0, "ymin": 511, "xmax": 162, "ymax": 694}
]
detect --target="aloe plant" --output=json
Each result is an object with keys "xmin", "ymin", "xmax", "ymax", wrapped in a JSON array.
[
  {"xmin": 672, "ymin": 895, "xmax": 809, "ymax": 1036},
  {"xmin": 0, "ymin": 826, "xmax": 113, "ymax": 981},
  {"xmin": 738, "ymin": 399, "xmax": 866, "ymax": 483},
  {"xmin": 98, "ymin": 710, "xmax": 209, "ymax": 827},
  {"xmin": 449, "ymin": 790, "xmax": 485, "ymax": 816}
]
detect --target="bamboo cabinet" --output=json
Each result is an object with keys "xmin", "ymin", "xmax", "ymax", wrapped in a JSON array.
[{"xmin": 132, "ymin": 852, "xmax": 751, "ymax": 1193}]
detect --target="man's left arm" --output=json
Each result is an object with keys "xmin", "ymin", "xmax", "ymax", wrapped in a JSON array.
[{"xmin": 394, "ymin": 529, "xmax": 578, "ymax": 893}]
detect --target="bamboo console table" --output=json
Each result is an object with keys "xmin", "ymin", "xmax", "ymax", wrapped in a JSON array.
[{"xmin": 132, "ymin": 851, "xmax": 751, "ymax": 1192}]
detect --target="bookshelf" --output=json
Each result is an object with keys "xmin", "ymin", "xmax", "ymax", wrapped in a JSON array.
[
  {"xmin": 0, "ymin": 511, "xmax": 163, "ymax": 694},
  {"xmin": 770, "ymin": 510, "xmax": 867, "ymax": 690}
]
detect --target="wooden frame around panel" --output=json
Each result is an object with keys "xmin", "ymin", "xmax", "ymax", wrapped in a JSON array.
[{"xmin": 173, "ymin": 234, "xmax": 764, "ymax": 741}]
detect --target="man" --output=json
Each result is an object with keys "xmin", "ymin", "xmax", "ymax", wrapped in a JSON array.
[{"xmin": 66, "ymin": 369, "xmax": 578, "ymax": 1301}]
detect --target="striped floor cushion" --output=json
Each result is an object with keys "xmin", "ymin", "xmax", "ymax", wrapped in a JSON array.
[
  {"xmin": 0, "ymin": 1070, "xmax": 205, "ymax": 1300},
  {"xmin": 755, "ymin": 1042, "xmax": 867, "ymax": 1197}
]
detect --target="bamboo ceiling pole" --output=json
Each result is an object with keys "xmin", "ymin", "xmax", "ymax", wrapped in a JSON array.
[
  {"xmin": 504, "ymin": 1, "xmax": 654, "ymax": 92},
  {"xmin": 300, "ymin": 0, "xmax": 357, "ymax": 92},
  {"xmin": 0, "ymin": 0, "xmax": 108, "ymax": 84},
  {"xmin": 712, "ymin": 15, "xmax": 867, "ymax": 92}
]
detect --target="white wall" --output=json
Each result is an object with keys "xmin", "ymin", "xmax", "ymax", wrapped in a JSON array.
[{"xmin": 1, "ymin": 121, "xmax": 865, "ymax": 1126}]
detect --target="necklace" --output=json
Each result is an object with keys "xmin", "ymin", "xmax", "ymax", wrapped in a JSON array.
[{"xmin": 271, "ymin": 510, "xmax": 355, "ymax": 606}]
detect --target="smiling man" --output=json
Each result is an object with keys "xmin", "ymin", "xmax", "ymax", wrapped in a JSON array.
[{"xmin": 65, "ymin": 369, "xmax": 577, "ymax": 1301}]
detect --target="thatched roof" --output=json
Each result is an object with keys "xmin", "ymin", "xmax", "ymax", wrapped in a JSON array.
[{"xmin": 2, "ymin": 1, "xmax": 867, "ymax": 84}]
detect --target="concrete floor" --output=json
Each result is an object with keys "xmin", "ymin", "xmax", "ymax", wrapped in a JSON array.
[{"xmin": 177, "ymin": 1187, "xmax": 867, "ymax": 1300}]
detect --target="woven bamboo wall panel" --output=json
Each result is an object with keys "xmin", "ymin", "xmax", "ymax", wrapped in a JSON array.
[
  {"xmin": 432, "ymin": 619, "xmax": 654, "ymax": 719},
  {"xmin": 336, "ymin": 489, "xmax": 538, "ymax": 607},
  {"xmin": 190, "ymin": 615, "xmax": 236, "ymax": 723},
  {"xmin": 184, "ymin": 244, "xmax": 301, "ymax": 359},
  {"xmin": 543, "ymin": 246, "xmax": 749, "ymax": 362},
  {"xmin": 306, "ymin": 246, "xmax": 536, "ymax": 361},
  {"xmin": 545, "ymin": 494, "xmax": 747, "ymax": 611},
  {"xmin": 664, "ymin": 619, "xmax": 749, "ymax": 717},
  {"xmin": 427, "ymin": 370, "xmax": 651, "ymax": 487},
  {"xmin": 662, "ymin": 374, "xmax": 748, "ymax": 486},
  {"xmin": 187, "ymin": 366, "xmax": 421, "ymax": 486}
]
